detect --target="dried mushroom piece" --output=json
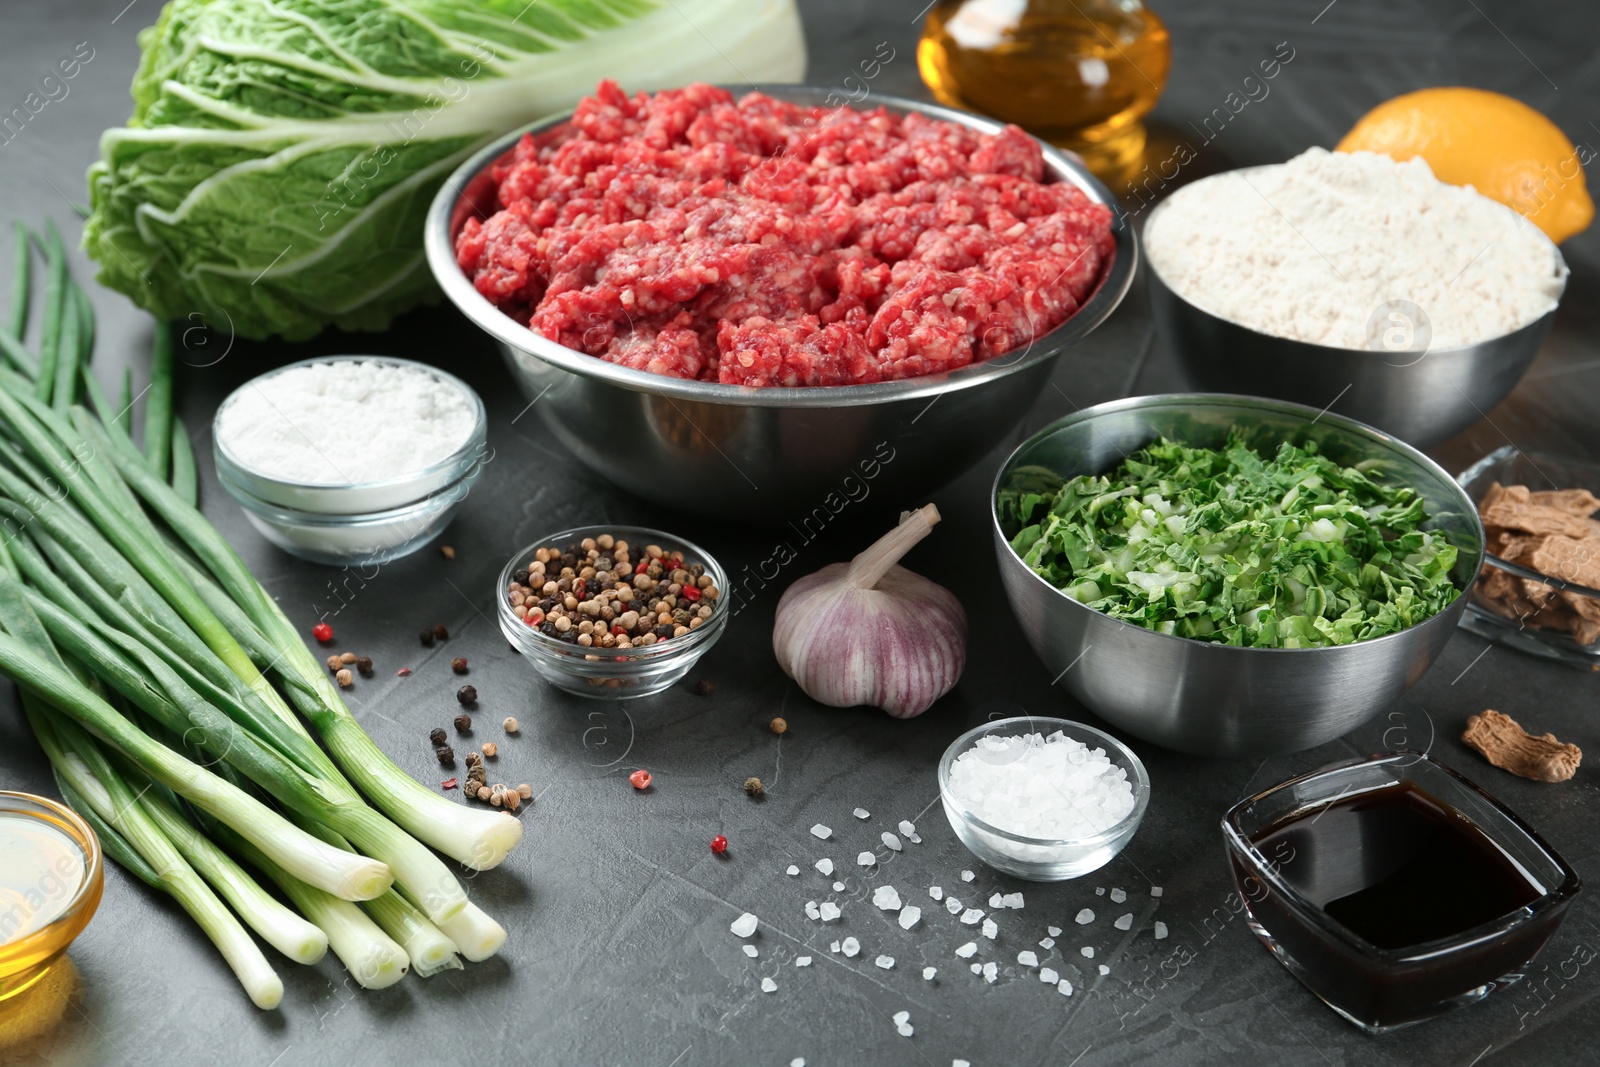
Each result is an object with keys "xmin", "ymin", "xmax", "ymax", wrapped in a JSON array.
[{"xmin": 1462, "ymin": 709, "xmax": 1581, "ymax": 783}]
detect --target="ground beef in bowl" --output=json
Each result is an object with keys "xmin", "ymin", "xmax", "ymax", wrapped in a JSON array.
[{"xmin": 455, "ymin": 81, "xmax": 1115, "ymax": 388}]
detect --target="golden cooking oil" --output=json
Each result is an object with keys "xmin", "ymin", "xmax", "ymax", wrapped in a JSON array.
[
  {"xmin": 918, "ymin": 0, "xmax": 1171, "ymax": 179},
  {"xmin": 0, "ymin": 805, "xmax": 99, "ymax": 1001}
]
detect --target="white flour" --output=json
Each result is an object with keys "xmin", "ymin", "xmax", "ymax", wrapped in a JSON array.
[
  {"xmin": 1144, "ymin": 148, "xmax": 1566, "ymax": 350},
  {"xmin": 218, "ymin": 360, "xmax": 476, "ymax": 485}
]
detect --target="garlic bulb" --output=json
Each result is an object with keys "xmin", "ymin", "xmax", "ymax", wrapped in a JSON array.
[{"xmin": 773, "ymin": 504, "xmax": 967, "ymax": 718}]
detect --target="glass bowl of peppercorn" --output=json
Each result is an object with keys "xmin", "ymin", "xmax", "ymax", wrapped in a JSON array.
[{"xmin": 496, "ymin": 525, "xmax": 729, "ymax": 699}]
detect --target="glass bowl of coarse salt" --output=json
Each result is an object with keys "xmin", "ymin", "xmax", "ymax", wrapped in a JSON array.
[
  {"xmin": 939, "ymin": 716, "xmax": 1150, "ymax": 881},
  {"xmin": 213, "ymin": 356, "xmax": 488, "ymax": 566}
]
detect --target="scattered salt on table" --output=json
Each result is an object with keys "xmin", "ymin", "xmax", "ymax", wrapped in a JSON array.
[
  {"xmin": 1039, "ymin": 937, "xmax": 1055, "ymax": 949},
  {"xmin": 833, "ymin": 882, "xmax": 846, "ymax": 892},
  {"xmin": 731, "ymin": 913, "xmax": 758, "ymax": 938},
  {"xmin": 1080, "ymin": 946, "xmax": 1095, "ymax": 959},
  {"xmin": 842, "ymin": 937, "xmax": 860, "ymax": 957},
  {"xmin": 810, "ymin": 824, "xmax": 832, "ymax": 840},
  {"xmin": 960, "ymin": 908, "xmax": 984, "ymax": 925},
  {"xmin": 982, "ymin": 962, "xmax": 998, "ymax": 983},
  {"xmin": 970, "ymin": 963, "xmax": 983, "ymax": 974},
  {"xmin": 1154, "ymin": 922, "xmax": 1169, "ymax": 940},
  {"xmin": 1075, "ymin": 909, "xmax": 1095, "ymax": 925},
  {"xmin": 1110, "ymin": 887, "xmax": 1127, "ymax": 903},
  {"xmin": 1048, "ymin": 925, "xmax": 1062, "ymax": 937},
  {"xmin": 923, "ymin": 967, "xmax": 937, "ymax": 980},
  {"xmin": 1151, "ymin": 886, "xmax": 1164, "ymax": 898},
  {"xmin": 743, "ymin": 945, "xmax": 758, "ymax": 958},
  {"xmin": 815, "ymin": 858, "xmax": 834, "ymax": 876},
  {"xmin": 876, "ymin": 955, "xmax": 895, "ymax": 970},
  {"xmin": 981, "ymin": 918, "xmax": 998, "ymax": 940},
  {"xmin": 805, "ymin": 901, "xmax": 820, "ymax": 921},
  {"xmin": 898, "ymin": 820, "xmax": 916, "ymax": 837},
  {"xmin": 1017, "ymin": 950, "xmax": 1038, "ymax": 967},
  {"xmin": 1095, "ymin": 887, "xmax": 1105, "ymax": 896},
  {"xmin": 898, "ymin": 906, "xmax": 922, "ymax": 930},
  {"xmin": 819, "ymin": 902, "xmax": 841, "ymax": 922},
  {"xmin": 786, "ymin": 865, "xmax": 800, "ymax": 876},
  {"xmin": 897, "ymin": 1023, "xmax": 914, "ymax": 1038},
  {"xmin": 989, "ymin": 893, "xmax": 1004, "ymax": 909},
  {"xmin": 858, "ymin": 852, "xmax": 877, "ymax": 867},
  {"xmin": 791, "ymin": 1059, "xmax": 805, "ymax": 1067},
  {"xmin": 1040, "ymin": 967, "xmax": 1059, "ymax": 984},
  {"xmin": 872, "ymin": 886, "xmax": 903, "ymax": 911},
  {"xmin": 955, "ymin": 1061, "xmax": 972, "ymax": 1067},
  {"xmin": 1002, "ymin": 892, "xmax": 1024, "ymax": 909},
  {"xmin": 830, "ymin": 941, "xmax": 841, "ymax": 953},
  {"xmin": 1098, "ymin": 964, "xmax": 1110, "ymax": 976},
  {"xmin": 961, "ymin": 870, "xmax": 975, "ymax": 882},
  {"xmin": 854, "ymin": 808, "xmax": 871, "ymax": 819},
  {"xmin": 796, "ymin": 956, "xmax": 812, "ymax": 967},
  {"xmin": 881, "ymin": 832, "xmax": 903, "ymax": 852},
  {"xmin": 1114, "ymin": 913, "xmax": 1133, "ymax": 931},
  {"xmin": 761, "ymin": 977, "xmax": 777, "ymax": 993},
  {"xmin": 1058, "ymin": 979, "xmax": 1074, "ymax": 996},
  {"xmin": 893, "ymin": 1011, "xmax": 910, "ymax": 1026},
  {"xmin": 929, "ymin": 886, "xmax": 944, "ymax": 901},
  {"xmin": 955, "ymin": 942, "xmax": 978, "ymax": 958},
  {"xmin": 946, "ymin": 897, "xmax": 963, "ymax": 914}
]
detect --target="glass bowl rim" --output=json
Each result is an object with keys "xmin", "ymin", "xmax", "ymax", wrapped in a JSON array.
[
  {"xmin": 218, "ymin": 460, "xmax": 481, "ymax": 527},
  {"xmin": 1220, "ymin": 749, "xmax": 1582, "ymax": 962},
  {"xmin": 1456, "ymin": 444, "xmax": 1600, "ymax": 599},
  {"xmin": 0, "ymin": 790, "xmax": 104, "ymax": 943},
  {"xmin": 496, "ymin": 524, "xmax": 730, "ymax": 663},
  {"xmin": 212, "ymin": 355, "xmax": 488, "ymax": 502},
  {"xmin": 938, "ymin": 715, "xmax": 1151, "ymax": 848}
]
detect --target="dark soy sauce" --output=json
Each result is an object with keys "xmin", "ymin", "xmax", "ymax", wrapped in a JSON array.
[{"xmin": 1254, "ymin": 780, "xmax": 1541, "ymax": 950}]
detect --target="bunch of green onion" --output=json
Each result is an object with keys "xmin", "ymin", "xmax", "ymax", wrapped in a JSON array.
[{"xmin": 0, "ymin": 220, "xmax": 522, "ymax": 1008}]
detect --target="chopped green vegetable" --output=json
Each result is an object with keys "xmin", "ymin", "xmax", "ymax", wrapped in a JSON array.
[{"xmin": 1003, "ymin": 435, "xmax": 1461, "ymax": 648}]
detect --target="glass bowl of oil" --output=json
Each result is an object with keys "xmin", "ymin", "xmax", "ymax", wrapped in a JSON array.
[{"xmin": 0, "ymin": 791, "xmax": 103, "ymax": 1002}]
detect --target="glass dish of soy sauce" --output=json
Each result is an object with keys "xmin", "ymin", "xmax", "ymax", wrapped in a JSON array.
[{"xmin": 1222, "ymin": 751, "xmax": 1580, "ymax": 1033}]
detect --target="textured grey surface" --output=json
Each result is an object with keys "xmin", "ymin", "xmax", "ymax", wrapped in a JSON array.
[{"xmin": 0, "ymin": 1, "xmax": 1597, "ymax": 1065}]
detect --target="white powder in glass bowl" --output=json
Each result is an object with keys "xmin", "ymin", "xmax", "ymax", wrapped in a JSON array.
[
  {"xmin": 217, "ymin": 359, "xmax": 477, "ymax": 486},
  {"xmin": 1144, "ymin": 148, "xmax": 1566, "ymax": 350}
]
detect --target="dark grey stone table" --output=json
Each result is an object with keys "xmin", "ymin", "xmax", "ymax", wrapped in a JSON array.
[{"xmin": 1, "ymin": 1, "xmax": 1596, "ymax": 1065}]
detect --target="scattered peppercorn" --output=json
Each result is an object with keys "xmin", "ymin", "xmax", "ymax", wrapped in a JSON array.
[
  {"xmin": 440, "ymin": 545, "xmax": 456, "ymax": 560},
  {"xmin": 743, "ymin": 776, "xmax": 764, "ymax": 798},
  {"xmin": 441, "ymin": 777, "xmax": 458, "ymax": 790},
  {"xmin": 454, "ymin": 714, "xmax": 472, "ymax": 733},
  {"xmin": 490, "ymin": 791, "xmax": 504, "ymax": 808},
  {"xmin": 335, "ymin": 668, "xmax": 353, "ymax": 688},
  {"xmin": 339, "ymin": 652, "xmax": 357, "ymax": 665},
  {"xmin": 429, "ymin": 727, "xmax": 447, "ymax": 746},
  {"xmin": 695, "ymin": 678, "xmax": 715, "ymax": 696},
  {"xmin": 481, "ymin": 742, "xmax": 498, "ymax": 758},
  {"xmin": 504, "ymin": 792, "xmax": 521, "ymax": 812},
  {"xmin": 355, "ymin": 656, "xmax": 374, "ymax": 677},
  {"xmin": 710, "ymin": 834, "xmax": 729, "ymax": 855},
  {"xmin": 419, "ymin": 629, "xmax": 435, "ymax": 647},
  {"xmin": 312, "ymin": 622, "xmax": 333, "ymax": 643},
  {"xmin": 433, "ymin": 624, "xmax": 449, "ymax": 641},
  {"xmin": 629, "ymin": 769, "xmax": 652, "ymax": 790},
  {"xmin": 770, "ymin": 717, "xmax": 787, "ymax": 735},
  {"xmin": 516, "ymin": 783, "xmax": 532, "ymax": 799},
  {"xmin": 325, "ymin": 654, "xmax": 342, "ymax": 672},
  {"xmin": 456, "ymin": 685, "xmax": 478, "ymax": 706},
  {"xmin": 451, "ymin": 657, "xmax": 468, "ymax": 674},
  {"xmin": 503, "ymin": 717, "xmax": 519, "ymax": 733},
  {"xmin": 435, "ymin": 745, "xmax": 455, "ymax": 766},
  {"xmin": 465, "ymin": 752, "xmax": 482, "ymax": 767}
]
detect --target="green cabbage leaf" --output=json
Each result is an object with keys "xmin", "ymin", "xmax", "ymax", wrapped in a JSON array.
[{"xmin": 84, "ymin": 0, "xmax": 807, "ymax": 340}]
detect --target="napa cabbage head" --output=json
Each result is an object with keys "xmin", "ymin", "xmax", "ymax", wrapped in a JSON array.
[{"xmin": 84, "ymin": 0, "xmax": 807, "ymax": 341}]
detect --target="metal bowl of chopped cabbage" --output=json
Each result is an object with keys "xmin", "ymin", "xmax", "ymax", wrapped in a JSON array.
[{"xmin": 991, "ymin": 393, "xmax": 1485, "ymax": 757}]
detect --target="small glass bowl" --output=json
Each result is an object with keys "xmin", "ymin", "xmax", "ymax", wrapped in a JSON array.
[
  {"xmin": 938, "ymin": 716, "xmax": 1150, "ymax": 881},
  {"xmin": 1223, "ymin": 751, "xmax": 1581, "ymax": 1033},
  {"xmin": 214, "ymin": 356, "xmax": 488, "ymax": 567},
  {"xmin": 496, "ymin": 525, "xmax": 730, "ymax": 700},
  {"xmin": 1455, "ymin": 445, "xmax": 1600, "ymax": 668},
  {"xmin": 0, "ymin": 791, "xmax": 104, "ymax": 1002}
]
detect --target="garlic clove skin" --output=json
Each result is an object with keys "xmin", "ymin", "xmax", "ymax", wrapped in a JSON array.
[{"xmin": 773, "ymin": 561, "xmax": 967, "ymax": 718}]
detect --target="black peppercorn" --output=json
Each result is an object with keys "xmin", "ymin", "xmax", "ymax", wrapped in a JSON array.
[
  {"xmin": 513, "ymin": 569, "xmax": 530, "ymax": 585},
  {"xmin": 433, "ymin": 623, "xmax": 449, "ymax": 641},
  {"xmin": 451, "ymin": 657, "xmax": 468, "ymax": 674},
  {"xmin": 454, "ymin": 714, "xmax": 472, "ymax": 733},
  {"xmin": 419, "ymin": 629, "xmax": 435, "ymax": 647},
  {"xmin": 653, "ymin": 624, "xmax": 674, "ymax": 639},
  {"xmin": 695, "ymin": 678, "xmax": 715, "ymax": 697},
  {"xmin": 355, "ymin": 656, "xmax": 374, "ymax": 676},
  {"xmin": 435, "ymin": 745, "xmax": 455, "ymax": 765},
  {"xmin": 429, "ymin": 727, "xmax": 447, "ymax": 746},
  {"xmin": 457, "ymin": 684, "xmax": 478, "ymax": 706},
  {"xmin": 465, "ymin": 751, "xmax": 482, "ymax": 767}
]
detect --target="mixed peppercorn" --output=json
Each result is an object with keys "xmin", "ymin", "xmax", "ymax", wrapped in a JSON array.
[{"xmin": 506, "ymin": 534, "xmax": 720, "ymax": 651}]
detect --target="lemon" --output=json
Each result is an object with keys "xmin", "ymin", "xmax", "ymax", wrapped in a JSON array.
[{"xmin": 1336, "ymin": 87, "xmax": 1593, "ymax": 243}]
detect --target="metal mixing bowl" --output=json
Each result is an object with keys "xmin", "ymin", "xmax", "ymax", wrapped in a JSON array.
[
  {"xmin": 424, "ymin": 86, "xmax": 1136, "ymax": 522},
  {"xmin": 1143, "ymin": 174, "xmax": 1567, "ymax": 448},
  {"xmin": 991, "ymin": 394, "xmax": 1485, "ymax": 758}
]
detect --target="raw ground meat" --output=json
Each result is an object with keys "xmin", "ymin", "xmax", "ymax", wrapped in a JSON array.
[{"xmin": 456, "ymin": 81, "xmax": 1115, "ymax": 387}]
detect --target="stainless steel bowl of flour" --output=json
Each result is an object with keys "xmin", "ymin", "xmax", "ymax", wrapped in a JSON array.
[{"xmin": 1144, "ymin": 150, "xmax": 1568, "ymax": 447}]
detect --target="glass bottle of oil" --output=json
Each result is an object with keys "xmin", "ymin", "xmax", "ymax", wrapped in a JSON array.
[{"xmin": 918, "ymin": 0, "xmax": 1171, "ymax": 180}]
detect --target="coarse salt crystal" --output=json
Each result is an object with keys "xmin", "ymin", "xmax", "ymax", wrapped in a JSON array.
[
  {"xmin": 1048, "ymin": 926, "xmax": 1062, "ymax": 937},
  {"xmin": 893, "ymin": 1011, "xmax": 910, "ymax": 1026},
  {"xmin": 1114, "ymin": 913, "xmax": 1133, "ymax": 931},
  {"xmin": 1017, "ymin": 951, "xmax": 1038, "ymax": 967},
  {"xmin": 1075, "ymin": 909, "xmax": 1095, "ymax": 925},
  {"xmin": 819, "ymin": 902, "xmax": 841, "ymax": 922},
  {"xmin": 946, "ymin": 897, "xmax": 963, "ymax": 915},
  {"xmin": 897, "ymin": 1023, "xmax": 914, "ymax": 1037},
  {"xmin": 970, "ymin": 963, "xmax": 983, "ymax": 974},
  {"xmin": 1002, "ymin": 892, "xmax": 1024, "ymax": 909},
  {"xmin": 796, "ymin": 956, "xmax": 812, "ymax": 967},
  {"xmin": 1039, "ymin": 937, "xmax": 1055, "ymax": 949},
  {"xmin": 960, "ymin": 908, "xmax": 984, "ymax": 925},
  {"xmin": 1110, "ymin": 888, "xmax": 1127, "ymax": 903},
  {"xmin": 805, "ymin": 901, "xmax": 820, "ymax": 921},
  {"xmin": 982, "ymin": 918, "xmax": 998, "ymax": 940},
  {"xmin": 1040, "ymin": 967, "xmax": 1059, "ymax": 984},
  {"xmin": 743, "ymin": 945, "xmax": 758, "ymax": 958},
  {"xmin": 792, "ymin": 1060, "xmax": 805, "ymax": 1067},
  {"xmin": 1151, "ymin": 886, "xmax": 1164, "ymax": 898},
  {"xmin": 833, "ymin": 882, "xmax": 846, "ymax": 892},
  {"xmin": 945, "ymin": 731, "xmax": 1137, "ymax": 846},
  {"xmin": 1095, "ymin": 887, "xmax": 1105, "ymax": 896},
  {"xmin": 881, "ymin": 832, "xmax": 903, "ymax": 852},
  {"xmin": 810, "ymin": 824, "xmax": 832, "ymax": 839},
  {"xmin": 899, "ymin": 906, "xmax": 922, "ymax": 930},
  {"xmin": 830, "ymin": 941, "xmax": 841, "ymax": 953},
  {"xmin": 761, "ymin": 977, "xmax": 777, "ymax": 993},
  {"xmin": 1098, "ymin": 964, "xmax": 1110, "ymax": 976},
  {"xmin": 898, "ymin": 820, "xmax": 916, "ymax": 837},
  {"xmin": 1154, "ymin": 922, "xmax": 1169, "ymax": 940},
  {"xmin": 815, "ymin": 858, "xmax": 834, "ymax": 876},
  {"xmin": 730, "ymin": 913, "xmax": 758, "ymax": 938},
  {"xmin": 956, "ymin": 1061, "xmax": 972, "ymax": 1067},
  {"xmin": 842, "ymin": 937, "xmax": 860, "ymax": 957},
  {"xmin": 858, "ymin": 852, "xmax": 877, "ymax": 867},
  {"xmin": 955, "ymin": 942, "xmax": 978, "ymax": 958},
  {"xmin": 786, "ymin": 865, "xmax": 800, "ymax": 876},
  {"xmin": 924, "ymin": 967, "xmax": 937, "ymax": 980},
  {"xmin": 1058, "ymin": 979, "xmax": 1073, "ymax": 996},
  {"xmin": 982, "ymin": 961, "xmax": 998, "ymax": 983},
  {"xmin": 873, "ymin": 886, "xmax": 903, "ymax": 911},
  {"xmin": 989, "ymin": 893, "xmax": 1004, "ymax": 909},
  {"xmin": 961, "ymin": 870, "xmax": 975, "ymax": 882},
  {"xmin": 1081, "ymin": 946, "xmax": 1094, "ymax": 959},
  {"xmin": 929, "ymin": 886, "xmax": 944, "ymax": 901},
  {"xmin": 854, "ymin": 808, "xmax": 871, "ymax": 819},
  {"xmin": 876, "ymin": 955, "xmax": 895, "ymax": 970}
]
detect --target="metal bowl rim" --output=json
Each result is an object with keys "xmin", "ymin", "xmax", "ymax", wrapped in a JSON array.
[
  {"xmin": 424, "ymin": 84, "xmax": 1137, "ymax": 408},
  {"xmin": 989, "ymin": 391, "xmax": 1487, "ymax": 657},
  {"xmin": 1141, "ymin": 167, "xmax": 1569, "ymax": 356}
]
